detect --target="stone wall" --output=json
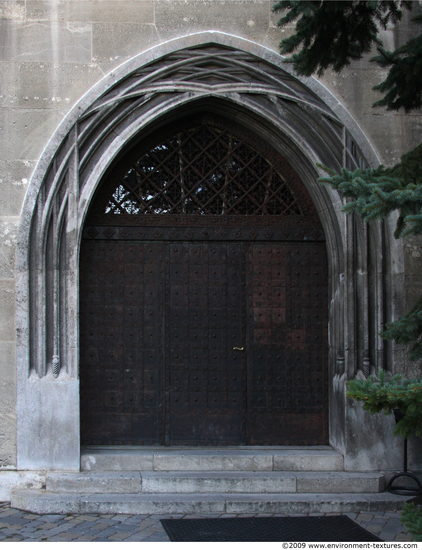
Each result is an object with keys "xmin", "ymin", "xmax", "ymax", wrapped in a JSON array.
[{"xmin": 0, "ymin": 0, "xmax": 421, "ymax": 471}]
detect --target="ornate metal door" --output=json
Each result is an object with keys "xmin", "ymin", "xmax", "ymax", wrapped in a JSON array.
[
  {"xmin": 79, "ymin": 115, "xmax": 328, "ymax": 446},
  {"xmin": 80, "ymin": 237, "xmax": 327, "ymax": 445}
]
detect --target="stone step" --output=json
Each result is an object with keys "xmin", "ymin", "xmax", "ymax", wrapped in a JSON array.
[
  {"xmin": 46, "ymin": 471, "xmax": 385, "ymax": 494},
  {"xmin": 11, "ymin": 489, "xmax": 407, "ymax": 515},
  {"xmin": 80, "ymin": 446, "xmax": 344, "ymax": 472},
  {"xmin": 46, "ymin": 472, "xmax": 141, "ymax": 494}
]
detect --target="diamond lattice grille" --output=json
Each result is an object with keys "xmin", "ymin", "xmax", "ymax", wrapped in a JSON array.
[{"xmin": 105, "ymin": 125, "xmax": 303, "ymax": 217}]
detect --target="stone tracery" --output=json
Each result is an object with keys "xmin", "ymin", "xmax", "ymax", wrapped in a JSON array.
[{"xmin": 21, "ymin": 41, "xmax": 372, "ymax": 381}]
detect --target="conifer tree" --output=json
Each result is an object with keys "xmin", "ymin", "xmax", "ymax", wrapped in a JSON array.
[{"xmin": 273, "ymin": 0, "xmax": 422, "ymax": 360}]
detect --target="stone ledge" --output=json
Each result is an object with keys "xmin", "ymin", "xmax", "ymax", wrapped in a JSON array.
[
  {"xmin": 11, "ymin": 489, "xmax": 408, "ymax": 515},
  {"xmin": 295, "ymin": 472, "xmax": 385, "ymax": 493},
  {"xmin": 46, "ymin": 472, "xmax": 142, "ymax": 494},
  {"xmin": 43, "ymin": 470, "xmax": 385, "ymax": 495},
  {"xmin": 141, "ymin": 471, "xmax": 297, "ymax": 494}
]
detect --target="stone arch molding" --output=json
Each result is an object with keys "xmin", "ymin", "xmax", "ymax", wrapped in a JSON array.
[{"xmin": 16, "ymin": 32, "xmax": 402, "ymax": 470}]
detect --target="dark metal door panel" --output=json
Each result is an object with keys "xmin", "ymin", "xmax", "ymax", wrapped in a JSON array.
[
  {"xmin": 246, "ymin": 242, "xmax": 328, "ymax": 445},
  {"xmin": 80, "ymin": 235, "xmax": 328, "ymax": 447},
  {"xmin": 80, "ymin": 241, "xmax": 165, "ymax": 445},
  {"xmin": 166, "ymin": 242, "xmax": 247, "ymax": 445}
]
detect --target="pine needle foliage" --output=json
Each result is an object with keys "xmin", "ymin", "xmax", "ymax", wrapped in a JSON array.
[
  {"xmin": 372, "ymin": 14, "xmax": 422, "ymax": 112},
  {"xmin": 382, "ymin": 297, "xmax": 422, "ymax": 362},
  {"xmin": 401, "ymin": 502, "xmax": 422, "ymax": 542},
  {"xmin": 317, "ymin": 142, "xmax": 422, "ymax": 240},
  {"xmin": 273, "ymin": 1, "xmax": 412, "ymax": 77},
  {"xmin": 272, "ymin": 1, "xmax": 422, "ymax": 112},
  {"xmin": 346, "ymin": 370, "xmax": 422, "ymax": 438}
]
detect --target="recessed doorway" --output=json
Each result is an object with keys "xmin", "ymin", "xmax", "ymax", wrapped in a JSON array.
[{"xmin": 79, "ymin": 115, "xmax": 328, "ymax": 446}]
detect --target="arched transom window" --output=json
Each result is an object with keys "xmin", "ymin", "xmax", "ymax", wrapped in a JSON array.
[{"xmin": 88, "ymin": 116, "xmax": 319, "ymax": 226}]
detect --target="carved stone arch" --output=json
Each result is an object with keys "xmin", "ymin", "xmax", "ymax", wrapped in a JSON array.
[{"xmin": 16, "ymin": 32, "xmax": 403, "ymax": 470}]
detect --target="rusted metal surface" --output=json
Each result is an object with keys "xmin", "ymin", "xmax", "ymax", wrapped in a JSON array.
[{"xmin": 80, "ymin": 236, "xmax": 328, "ymax": 446}]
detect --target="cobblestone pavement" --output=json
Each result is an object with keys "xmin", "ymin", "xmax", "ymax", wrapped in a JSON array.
[{"xmin": 0, "ymin": 502, "xmax": 412, "ymax": 542}]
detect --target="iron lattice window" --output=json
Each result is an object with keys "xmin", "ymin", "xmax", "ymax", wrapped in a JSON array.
[{"xmin": 104, "ymin": 124, "xmax": 305, "ymax": 218}]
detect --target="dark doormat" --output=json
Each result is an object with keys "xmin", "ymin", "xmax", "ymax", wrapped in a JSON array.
[{"xmin": 160, "ymin": 516, "xmax": 381, "ymax": 542}]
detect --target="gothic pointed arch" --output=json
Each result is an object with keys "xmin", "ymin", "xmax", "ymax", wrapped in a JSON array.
[{"xmin": 15, "ymin": 32, "xmax": 402, "ymax": 468}]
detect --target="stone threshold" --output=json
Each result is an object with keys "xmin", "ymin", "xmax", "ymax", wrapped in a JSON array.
[{"xmin": 80, "ymin": 445, "xmax": 344, "ymax": 472}]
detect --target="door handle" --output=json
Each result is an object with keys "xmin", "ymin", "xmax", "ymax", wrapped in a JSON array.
[{"xmin": 233, "ymin": 347, "xmax": 244, "ymax": 351}]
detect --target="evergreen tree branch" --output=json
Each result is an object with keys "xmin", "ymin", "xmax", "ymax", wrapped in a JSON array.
[
  {"xmin": 371, "ymin": 15, "xmax": 422, "ymax": 112},
  {"xmin": 401, "ymin": 503, "xmax": 422, "ymax": 542},
  {"xmin": 346, "ymin": 370, "xmax": 422, "ymax": 438},
  {"xmin": 272, "ymin": 1, "xmax": 412, "ymax": 77},
  {"xmin": 317, "ymin": 143, "xmax": 422, "ymax": 239},
  {"xmin": 381, "ymin": 297, "xmax": 422, "ymax": 361}
]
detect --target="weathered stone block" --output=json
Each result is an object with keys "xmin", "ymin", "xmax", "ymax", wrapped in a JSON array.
[
  {"xmin": 262, "ymin": 25, "xmax": 294, "ymax": 53},
  {"xmin": 155, "ymin": 0, "xmax": 270, "ymax": 42},
  {"xmin": 81, "ymin": 449, "xmax": 154, "ymax": 471},
  {"xmin": 0, "ymin": 341, "xmax": 16, "ymax": 385},
  {"xmin": 153, "ymin": 452, "xmax": 273, "ymax": 471},
  {"xmin": 92, "ymin": 23, "xmax": 158, "ymax": 67},
  {"xmin": 80, "ymin": 493, "xmax": 226, "ymax": 515},
  {"xmin": 225, "ymin": 493, "xmax": 408, "ymax": 515},
  {"xmin": 0, "ymin": 20, "xmax": 92, "ymax": 63},
  {"xmin": 345, "ymin": 401, "xmax": 402, "ymax": 472},
  {"xmin": 319, "ymin": 65, "xmax": 387, "ymax": 118},
  {"xmin": 17, "ymin": 378, "xmax": 79, "ymax": 471},
  {"xmin": 273, "ymin": 450, "xmax": 344, "ymax": 471},
  {"xmin": 46, "ymin": 472, "xmax": 142, "ymax": 493},
  {"xmin": 142, "ymin": 471, "xmax": 296, "ymax": 493},
  {"xmin": 0, "ymin": 378, "xmax": 17, "ymax": 469},
  {"xmin": 358, "ymin": 113, "xmax": 422, "ymax": 167},
  {"xmin": 10, "ymin": 490, "xmax": 409, "ymax": 516},
  {"xmin": 0, "ymin": 160, "xmax": 33, "ymax": 216},
  {"xmin": 12, "ymin": 490, "xmax": 81, "ymax": 514},
  {"xmin": 26, "ymin": 0, "xmax": 155, "ymax": 24},
  {"xmin": 0, "ymin": 108, "xmax": 65, "ymax": 161},
  {"xmin": 0, "ymin": 279, "xmax": 15, "ymax": 341},
  {"xmin": 0, "ymin": 471, "xmax": 44, "ymax": 500},
  {"xmin": 403, "ymin": 236, "xmax": 422, "ymax": 278},
  {"xmin": 0, "ymin": 62, "xmax": 103, "ymax": 110},
  {"xmin": 296, "ymin": 472, "xmax": 385, "ymax": 493},
  {"xmin": 0, "ymin": 1, "xmax": 25, "ymax": 20},
  {"xmin": 0, "ymin": 220, "xmax": 18, "ymax": 279}
]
